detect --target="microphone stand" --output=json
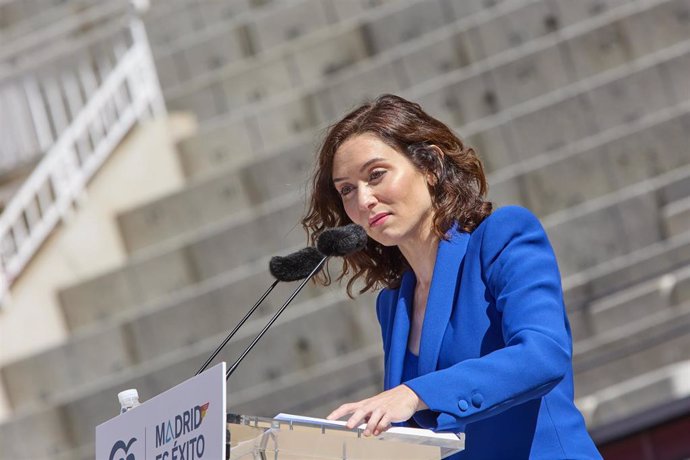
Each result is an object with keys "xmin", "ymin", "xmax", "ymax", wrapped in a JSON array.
[
  {"xmin": 195, "ymin": 279, "xmax": 280, "ymax": 376},
  {"xmin": 226, "ymin": 255, "xmax": 328, "ymax": 380}
]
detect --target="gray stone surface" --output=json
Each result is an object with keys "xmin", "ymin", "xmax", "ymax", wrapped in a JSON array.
[
  {"xmin": 492, "ymin": 43, "xmax": 574, "ymax": 109},
  {"xmin": 117, "ymin": 169, "xmax": 252, "ymax": 254},
  {"xmin": 397, "ymin": 30, "xmax": 473, "ymax": 86},
  {"xmin": 166, "ymin": 0, "xmax": 684, "ymax": 180},
  {"xmin": 662, "ymin": 49, "xmax": 690, "ymax": 102},
  {"xmin": 123, "ymin": 270, "xmax": 327, "ymax": 364},
  {"xmin": 590, "ymin": 366, "xmax": 684, "ymax": 428},
  {"xmin": 361, "ymin": 0, "xmax": 449, "ymax": 54},
  {"xmin": 251, "ymin": 95, "xmax": 320, "ymax": 152},
  {"xmin": 60, "ymin": 196, "xmax": 308, "ymax": 331},
  {"xmin": 470, "ymin": 1, "xmax": 558, "ymax": 60},
  {"xmin": 321, "ymin": 62, "xmax": 407, "ymax": 117},
  {"xmin": 166, "ymin": 81, "xmax": 227, "ymax": 121},
  {"xmin": 659, "ymin": 167, "xmax": 690, "ymax": 206},
  {"xmin": 176, "ymin": 117, "xmax": 257, "ymax": 179},
  {"xmin": 247, "ymin": 0, "xmax": 331, "ymax": 53},
  {"xmin": 330, "ymin": 0, "xmax": 394, "ymax": 22},
  {"xmin": 219, "ymin": 58, "xmax": 295, "ymax": 109},
  {"xmin": 574, "ymin": 302, "xmax": 690, "ymax": 396},
  {"xmin": 59, "ymin": 247, "xmax": 200, "ymax": 330},
  {"xmin": 486, "ymin": 174, "xmax": 524, "ymax": 207},
  {"xmin": 56, "ymin": 294, "xmax": 378, "ymax": 449},
  {"xmin": 545, "ymin": 177, "xmax": 674, "ymax": 278},
  {"xmin": 603, "ymin": 121, "xmax": 665, "ymax": 190},
  {"xmin": 649, "ymin": 113, "xmax": 690, "ymax": 176},
  {"xmin": 228, "ymin": 346, "xmax": 383, "ymax": 417},
  {"xmin": 181, "ymin": 27, "xmax": 246, "ymax": 78},
  {"xmin": 465, "ymin": 124, "xmax": 517, "ymax": 173},
  {"xmin": 586, "ymin": 231, "xmax": 690, "ymax": 303},
  {"xmin": 550, "ymin": 0, "xmax": 628, "ymax": 28},
  {"xmin": 2, "ymin": 327, "xmax": 132, "ymax": 411},
  {"xmin": 663, "ymin": 197, "xmax": 690, "ymax": 238},
  {"xmin": 586, "ymin": 64, "xmax": 673, "ymax": 131},
  {"xmin": 153, "ymin": 52, "xmax": 180, "ymax": 89},
  {"xmin": 522, "ymin": 146, "xmax": 614, "ymax": 217},
  {"xmin": 565, "ymin": 19, "xmax": 634, "ymax": 81},
  {"xmin": 616, "ymin": 192, "xmax": 664, "ymax": 250},
  {"xmin": 241, "ymin": 140, "xmax": 317, "ymax": 205},
  {"xmin": 292, "ymin": 28, "xmax": 371, "ymax": 84},
  {"xmin": 588, "ymin": 277, "xmax": 675, "ymax": 335},
  {"xmin": 441, "ymin": 0, "xmax": 503, "ymax": 22},
  {"xmin": 639, "ymin": 0, "xmax": 690, "ymax": 55},
  {"xmin": 197, "ymin": 0, "xmax": 253, "ymax": 26},
  {"xmin": 6, "ymin": 0, "xmax": 690, "ymax": 455},
  {"xmin": 511, "ymin": 95, "xmax": 594, "ymax": 159},
  {"xmin": 186, "ymin": 199, "xmax": 305, "ymax": 281},
  {"xmin": 0, "ymin": 407, "xmax": 73, "ymax": 459}
]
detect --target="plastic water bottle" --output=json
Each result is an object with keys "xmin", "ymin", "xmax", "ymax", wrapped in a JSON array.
[{"xmin": 118, "ymin": 389, "xmax": 141, "ymax": 414}]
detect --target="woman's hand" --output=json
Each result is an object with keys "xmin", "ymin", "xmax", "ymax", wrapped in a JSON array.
[{"xmin": 326, "ymin": 385, "xmax": 428, "ymax": 436}]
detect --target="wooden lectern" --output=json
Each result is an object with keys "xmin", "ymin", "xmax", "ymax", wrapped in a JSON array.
[
  {"xmin": 96, "ymin": 362, "xmax": 464, "ymax": 459},
  {"xmin": 226, "ymin": 414, "xmax": 464, "ymax": 459}
]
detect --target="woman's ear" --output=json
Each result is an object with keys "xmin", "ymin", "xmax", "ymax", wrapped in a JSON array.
[{"xmin": 426, "ymin": 144, "xmax": 445, "ymax": 186}]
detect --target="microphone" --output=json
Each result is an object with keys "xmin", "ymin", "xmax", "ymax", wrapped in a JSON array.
[
  {"xmin": 195, "ymin": 247, "xmax": 324, "ymax": 376},
  {"xmin": 269, "ymin": 247, "xmax": 325, "ymax": 282},
  {"xmin": 225, "ymin": 224, "xmax": 367, "ymax": 380},
  {"xmin": 316, "ymin": 223, "xmax": 367, "ymax": 256}
]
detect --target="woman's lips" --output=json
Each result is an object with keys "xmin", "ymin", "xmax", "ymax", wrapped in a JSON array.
[{"xmin": 369, "ymin": 213, "xmax": 391, "ymax": 227}]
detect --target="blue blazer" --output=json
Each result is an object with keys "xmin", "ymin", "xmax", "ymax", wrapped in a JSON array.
[{"xmin": 376, "ymin": 206, "xmax": 602, "ymax": 459}]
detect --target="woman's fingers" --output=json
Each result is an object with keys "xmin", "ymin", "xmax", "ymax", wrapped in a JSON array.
[
  {"xmin": 346, "ymin": 407, "xmax": 369, "ymax": 429},
  {"xmin": 364, "ymin": 408, "xmax": 384, "ymax": 436},
  {"xmin": 373, "ymin": 414, "xmax": 392, "ymax": 436},
  {"xmin": 326, "ymin": 402, "xmax": 355, "ymax": 421},
  {"xmin": 327, "ymin": 385, "xmax": 422, "ymax": 434}
]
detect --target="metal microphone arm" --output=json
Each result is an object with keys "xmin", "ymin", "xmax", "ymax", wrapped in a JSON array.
[
  {"xmin": 195, "ymin": 279, "xmax": 280, "ymax": 376},
  {"xmin": 225, "ymin": 255, "xmax": 328, "ymax": 380}
]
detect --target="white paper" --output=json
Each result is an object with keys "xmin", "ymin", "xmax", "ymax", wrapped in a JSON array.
[{"xmin": 274, "ymin": 413, "xmax": 460, "ymax": 441}]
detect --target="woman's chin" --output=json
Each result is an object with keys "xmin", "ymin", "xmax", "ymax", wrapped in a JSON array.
[{"xmin": 368, "ymin": 229, "xmax": 401, "ymax": 248}]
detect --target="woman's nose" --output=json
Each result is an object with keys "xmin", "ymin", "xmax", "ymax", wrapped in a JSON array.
[{"xmin": 357, "ymin": 186, "xmax": 377, "ymax": 211}]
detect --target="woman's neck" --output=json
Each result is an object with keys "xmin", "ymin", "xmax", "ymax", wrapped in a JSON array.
[{"xmin": 398, "ymin": 223, "xmax": 439, "ymax": 290}]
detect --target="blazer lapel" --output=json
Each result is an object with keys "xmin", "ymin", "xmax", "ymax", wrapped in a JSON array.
[
  {"xmin": 418, "ymin": 228, "xmax": 470, "ymax": 375},
  {"xmin": 385, "ymin": 270, "xmax": 415, "ymax": 390}
]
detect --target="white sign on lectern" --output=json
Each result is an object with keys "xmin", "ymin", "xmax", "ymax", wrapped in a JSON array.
[{"xmin": 96, "ymin": 362, "xmax": 226, "ymax": 460}]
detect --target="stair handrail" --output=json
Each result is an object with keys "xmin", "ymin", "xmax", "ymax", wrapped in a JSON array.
[{"xmin": 0, "ymin": 0, "xmax": 165, "ymax": 307}]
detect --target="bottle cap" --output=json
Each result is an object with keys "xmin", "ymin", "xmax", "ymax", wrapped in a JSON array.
[{"xmin": 118, "ymin": 389, "xmax": 139, "ymax": 406}]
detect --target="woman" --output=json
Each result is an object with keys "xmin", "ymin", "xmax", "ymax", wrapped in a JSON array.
[{"xmin": 302, "ymin": 94, "xmax": 602, "ymax": 459}]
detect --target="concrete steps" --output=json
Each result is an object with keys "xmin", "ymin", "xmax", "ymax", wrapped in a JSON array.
[
  {"xmin": 117, "ymin": 100, "xmax": 690, "ymax": 258},
  {"xmin": 4, "ymin": 164, "xmax": 688, "ymax": 417},
  {"xmin": 1, "ymin": 0, "xmax": 689, "ymax": 457},
  {"xmin": 57, "ymin": 193, "xmax": 305, "ymax": 327},
  {"xmin": 173, "ymin": 0, "xmax": 688, "ymax": 180},
  {"xmin": 580, "ymin": 360, "xmax": 690, "ymax": 428},
  {"xmin": 162, "ymin": 0, "xmax": 462, "ymax": 121},
  {"xmin": 5, "ymin": 250, "xmax": 690, "ymax": 456},
  {"xmin": 53, "ymin": 155, "xmax": 689, "ymax": 338},
  {"xmin": 574, "ymin": 300, "xmax": 690, "ymax": 397},
  {"xmin": 0, "ymin": 291, "xmax": 378, "ymax": 458}
]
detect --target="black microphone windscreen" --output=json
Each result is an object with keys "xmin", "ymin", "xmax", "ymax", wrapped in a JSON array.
[
  {"xmin": 316, "ymin": 223, "xmax": 367, "ymax": 256},
  {"xmin": 269, "ymin": 247, "xmax": 325, "ymax": 282}
]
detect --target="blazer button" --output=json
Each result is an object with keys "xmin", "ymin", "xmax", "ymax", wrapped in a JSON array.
[
  {"xmin": 458, "ymin": 399, "xmax": 469, "ymax": 412},
  {"xmin": 471, "ymin": 393, "xmax": 484, "ymax": 408}
]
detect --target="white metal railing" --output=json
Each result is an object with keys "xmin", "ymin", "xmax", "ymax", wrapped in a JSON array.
[{"xmin": 0, "ymin": 1, "xmax": 165, "ymax": 305}]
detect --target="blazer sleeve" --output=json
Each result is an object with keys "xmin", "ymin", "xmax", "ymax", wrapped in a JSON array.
[{"xmin": 404, "ymin": 206, "xmax": 572, "ymax": 431}]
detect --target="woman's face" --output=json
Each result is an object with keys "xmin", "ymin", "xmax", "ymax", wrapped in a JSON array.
[{"xmin": 332, "ymin": 133, "xmax": 435, "ymax": 247}]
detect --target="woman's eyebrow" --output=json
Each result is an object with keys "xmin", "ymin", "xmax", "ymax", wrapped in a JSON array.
[{"xmin": 333, "ymin": 157, "xmax": 385, "ymax": 183}]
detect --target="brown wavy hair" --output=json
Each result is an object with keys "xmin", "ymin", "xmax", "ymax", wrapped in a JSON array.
[{"xmin": 302, "ymin": 94, "xmax": 492, "ymax": 296}]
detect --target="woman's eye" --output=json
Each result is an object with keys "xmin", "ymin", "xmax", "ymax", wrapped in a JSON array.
[
  {"xmin": 370, "ymin": 170, "xmax": 386, "ymax": 182},
  {"xmin": 339, "ymin": 185, "xmax": 354, "ymax": 196}
]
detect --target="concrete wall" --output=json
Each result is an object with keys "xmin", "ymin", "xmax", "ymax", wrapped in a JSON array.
[{"xmin": 0, "ymin": 113, "xmax": 194, "ymax": 421}]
